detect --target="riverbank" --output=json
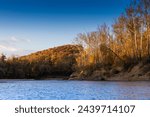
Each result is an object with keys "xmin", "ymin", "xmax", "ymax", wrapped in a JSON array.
[
  {"xmin": 0, "ymin": 62, "xmax": 149, "ymax": 81},
  {"xmin": 0, "ymin": 76, "xmax": 68, "ymax": 81},
  {"xmin": 69, "ymin": 62, "xmax": 150, "ymax": 81}
]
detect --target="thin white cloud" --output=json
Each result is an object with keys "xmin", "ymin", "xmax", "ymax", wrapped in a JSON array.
[
  {"xmin": 10, "ymin": 36, "xmax": 18, "ymax": 42},
  {"xmin": 0, "ymin": 45, "xmax": 18, "ymax": 52},
  {"xmin": 26, "ymin": 39, "xmax": 31, "ymax": 43},
  {"xmin": 0, "ymin": 36, "xmax": 33, "ymax": 57},
  {"xmin": 10, "ymin": 36, "xmax": 31, "ymax": 43},
  {"xmin": 0, "ymin": 44, "xmax": 36, "ymax": 57},
  {"xmin": 13, "ymin": 49, "xmax": 36, "ymax": 57},
  {"xmin": 0, "ymin": 36, "xmax": 31, "ymax": 46}
]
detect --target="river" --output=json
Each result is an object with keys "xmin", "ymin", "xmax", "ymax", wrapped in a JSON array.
[{"xmin": 0, "ymin": 80, "xmax": 150, "ymax": 100}]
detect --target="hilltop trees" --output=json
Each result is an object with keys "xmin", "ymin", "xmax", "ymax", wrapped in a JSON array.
[{"xmin": 20, "ymin": 44, "xmax": 81, "ymax": 77}]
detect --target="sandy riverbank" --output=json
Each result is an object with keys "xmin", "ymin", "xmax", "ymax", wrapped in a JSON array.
[{"xmin": 69, "ymin": 62, "xmax": 150, "ymax": 81}]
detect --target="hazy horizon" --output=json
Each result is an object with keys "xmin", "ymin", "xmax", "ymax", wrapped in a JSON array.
[{"xmin": 0, "ymin": 0, "xmax": 130, "ymax": 57}]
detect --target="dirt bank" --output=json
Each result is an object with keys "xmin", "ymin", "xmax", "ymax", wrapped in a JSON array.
[{"xmin": 69, "ymin": 63, "xmax": 150, "ymax": 81}]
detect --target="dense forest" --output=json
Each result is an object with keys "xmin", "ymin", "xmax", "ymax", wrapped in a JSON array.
[
  {"xmin": 0, "ymin": 0, "xmax": 150, "ymax": 80},
  {"xmin": 72, "ymin": 0, "xmax": 150, "ymax": 80}
]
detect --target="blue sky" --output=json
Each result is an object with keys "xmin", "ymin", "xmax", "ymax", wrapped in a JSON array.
[{"xmin": 0, "ymin": 0, "xmax": 130, "ymax": 56}]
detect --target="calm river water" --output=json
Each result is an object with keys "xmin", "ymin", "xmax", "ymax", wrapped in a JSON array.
[{"xmin": 0, "ymin": 80, "xmax": 150, "ymax": 100}]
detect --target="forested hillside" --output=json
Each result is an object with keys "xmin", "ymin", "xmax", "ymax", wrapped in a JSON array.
[{"xmin": 0, "ymin": 45, "xmax": 82, "ymax": 79}]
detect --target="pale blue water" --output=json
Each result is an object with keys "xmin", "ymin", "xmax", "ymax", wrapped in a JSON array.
[{"xmin": 0, "ymin": 80, "xmax": 150, "ymax": 100}]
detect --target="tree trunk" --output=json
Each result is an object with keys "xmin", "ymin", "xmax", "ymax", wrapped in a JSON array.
[
  {"xmin": 148, "ymin": 35, "xmax": 150, "ymax": 57},
  {"xmin": 140, "ymin": 25, "xmax": 143, "ymax": 60},
  {"xmin": 133, "ymin": 18, "xmax": 139, "ymax": 61}
]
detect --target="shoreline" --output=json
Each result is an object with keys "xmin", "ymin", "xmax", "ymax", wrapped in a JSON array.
[
  {"xmin": 0, "ymin": 77, "xmax": 150, "ymax": 81},
  {"xmin": 69, "ymin": 62, "xmax": 150, "ymax": 81},
  {"xmin": 0, "ymin": 62, "xmax": 150, "ymax": 82}
]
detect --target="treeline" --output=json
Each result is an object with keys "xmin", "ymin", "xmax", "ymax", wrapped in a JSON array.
[
  {"xmin": 0, "ymin": 45, "xmax": 81, "ymax": 79},
  {"xmin": 74, "ymin": 0, "xmax": 150, "ymax": 77}
]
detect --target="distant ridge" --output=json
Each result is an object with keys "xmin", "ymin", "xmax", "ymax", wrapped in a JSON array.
[{"xmin": 20, "ymin": 44, "xmax": 82, "ymax": 61}]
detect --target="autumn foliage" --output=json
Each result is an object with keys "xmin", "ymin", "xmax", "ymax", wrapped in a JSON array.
[
  {"xmin": 75, "ymin": 0, "xmax": 150, "ymax": 74},
  {"xmin": 0, "ymin": 45, "xmax": 81, "ymax": 79}
]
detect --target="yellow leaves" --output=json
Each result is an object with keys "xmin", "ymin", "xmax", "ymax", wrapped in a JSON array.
[{"xmin": 89, "ymin": 54, "xmax": 95, "ymax": 64}]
